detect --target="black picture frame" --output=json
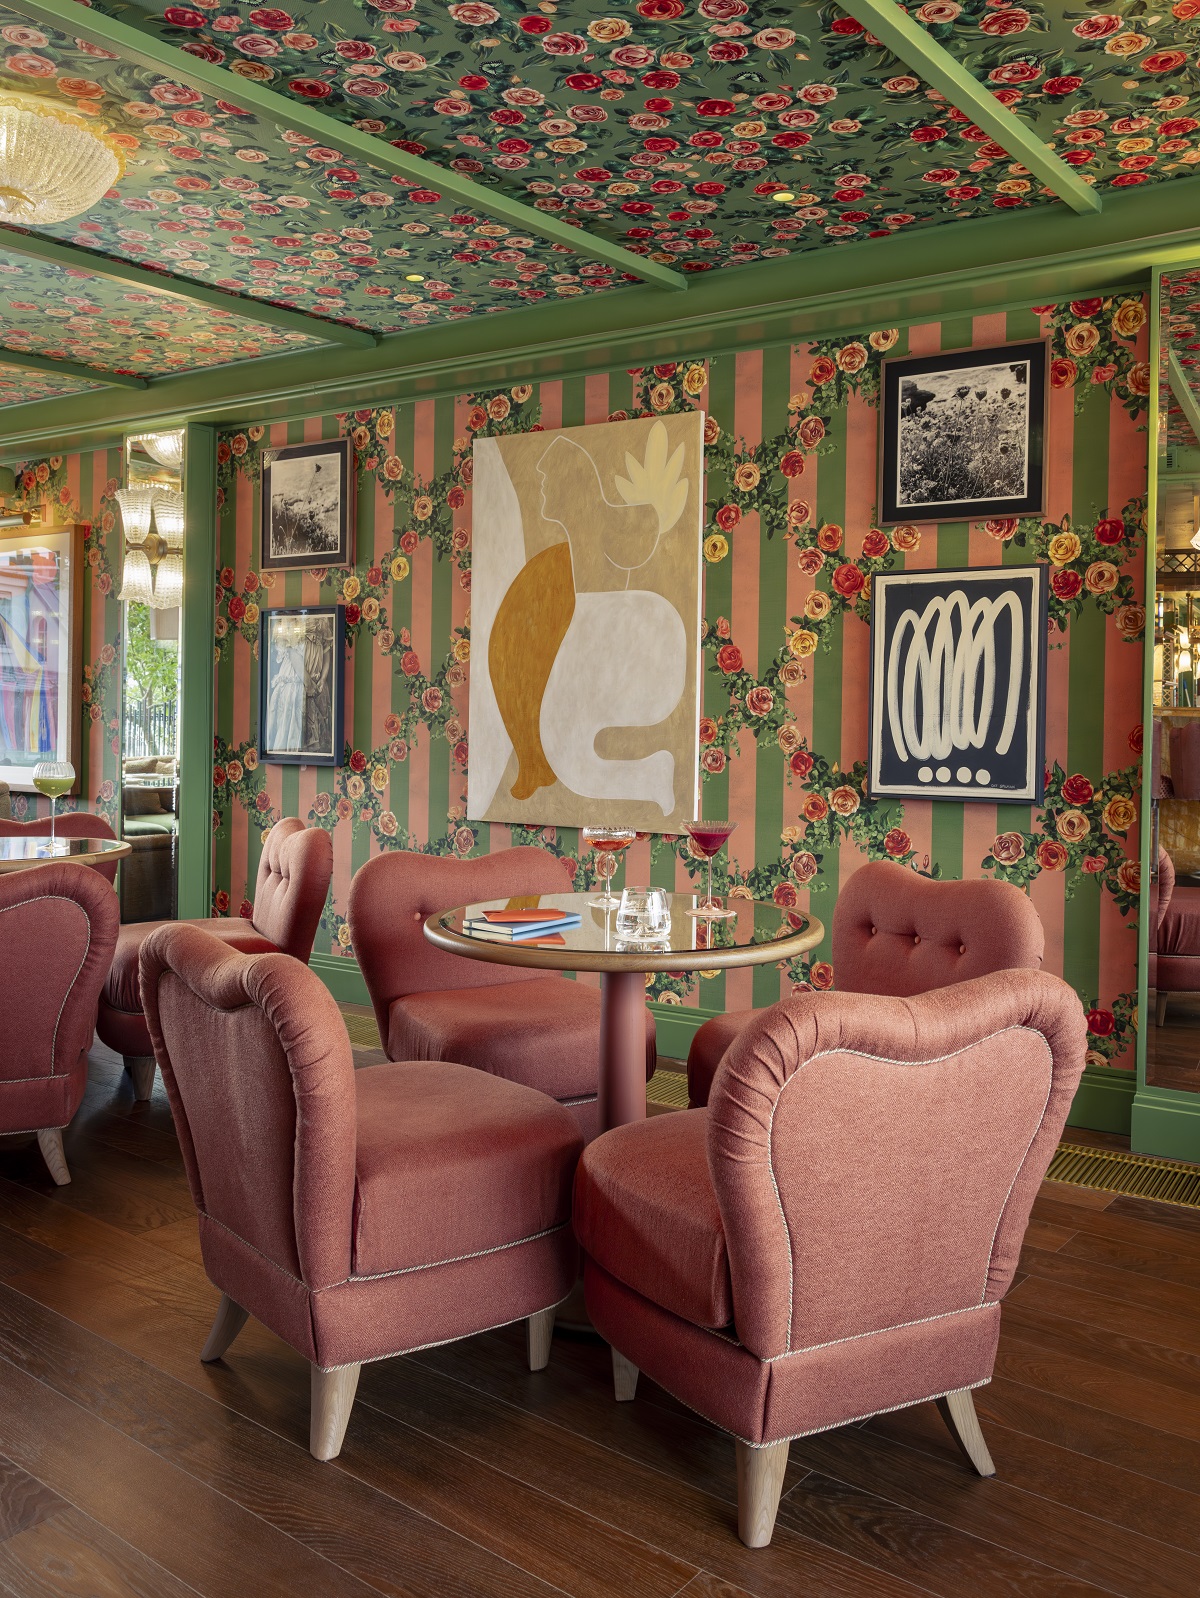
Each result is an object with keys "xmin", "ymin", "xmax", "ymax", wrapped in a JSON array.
[
  {"xmin": 260, "ymin": 437, "xmax": 355, "ymax": 571},
  {"xmin": 878, "ymin": 339, "xmax": 1048, "ymax": 526},
  {"xmin": 259, "ymin": 605, "xmax": 345, "ymax": 767},
  {"xmin": 867, "ymin": 565, "xmax": 1048, "ymax": 804}
]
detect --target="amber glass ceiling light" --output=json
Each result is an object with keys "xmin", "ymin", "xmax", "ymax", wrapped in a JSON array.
[{"xmin": 0, "ymin": 94, "xmax": 124, "ymax": 226}]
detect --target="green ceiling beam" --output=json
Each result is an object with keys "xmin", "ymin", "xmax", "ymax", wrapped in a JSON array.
[
  {"xmin": 1168, "ymin": 350, "xmax": 1200, "ymax": 447},
  {"xmin": 0, "ymin": 345, "xmax": 146, "ymax": 390},
  {"xmin": 0, "ymin": 226, "xmax": 377, "ymax": 350},
  {"xmin": 5, "ymin": 170, "xmax": 1200, "ymax": 456},
  {"xmin": 18, "ymin": 0, "xmax": 687, "ymax": 294},
  {"xmin": 838, "ymin": 0, "xmax": 1102, "ymax": 216}
]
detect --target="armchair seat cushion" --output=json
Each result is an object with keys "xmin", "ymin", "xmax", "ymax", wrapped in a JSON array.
[
  {"xmin": 386, "ymin": 977, "xmax": 655, "ymax": 1104},
  {"xmin": 574, "ymin": 1108, "xmax": 732, "ymax": 1330},
  {"xmin": 1156, "ymin": 953, "xmax": 1200, "ymax": 993},
  {"xmin": 352, "ymin": 1060, "xmax": 582, "ymax": 1279},
  {"xmin": 1160, "ymin": 899, "xmax": 1200, "ymax": 958},
  {"xmin": 105, "ymin": 918, "xmax": 277, "ymax": 1016}
]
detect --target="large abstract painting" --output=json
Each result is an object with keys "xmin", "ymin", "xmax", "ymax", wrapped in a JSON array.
[
  {"xmin": 468, "ymin": 413, "xmax": 704, "ymax": 832},
  {"xmin": 868, "ymin": 565, "xmax": 1048, "ymax": 804}
]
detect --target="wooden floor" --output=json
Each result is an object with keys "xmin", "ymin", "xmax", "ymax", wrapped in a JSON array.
[{"xmin": 0, "ymin": 1046, "xmax": 1198, "ymax": 1598}]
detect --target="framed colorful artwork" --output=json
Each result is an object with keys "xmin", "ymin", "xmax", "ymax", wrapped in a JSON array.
[
  {"xmin": 259, "ymin": 606, "xmax": 345, "ymax": 767},
  {"xmin": 878, "ymin": 340, "xmax": 1049, "ymax": 526},
  {"xmin": 868, "ymin": 565, "xmax": 1049, "ymax": 804},
  {"xmin": 260, "ymin": 438, "xmax": 355, "ymax": 572},
  {"xmin": 466, "ymin": 412, "xmax": 705, "ymax": 833},
  {"xmin": 0, "ymin": 524, "xmax": 84, "ymax": 793}
]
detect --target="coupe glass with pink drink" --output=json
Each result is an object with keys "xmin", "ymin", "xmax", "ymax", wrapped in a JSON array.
[
  {"xmin": 582, "ymin": 826, "xmax": 637, "ymax": 908},
  {"xmin": 681, "ymin": 818, "xmax": 737, "ymax": 920}
]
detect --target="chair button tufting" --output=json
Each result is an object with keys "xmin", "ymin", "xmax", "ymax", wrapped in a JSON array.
[
  {"xmin": 912, "ymin": 934, "xmax": 921, "ymax": 945},
  {"xmin": 869, "ymin": 925, "xmax": 877, "ymax": 936},
  {"xmin": 414, "ymin": 912, "xmax": 422, "ymax": 922},
  {"xmin": 959, "ymin": 944, "xmax": 966, "ymax": 955}
]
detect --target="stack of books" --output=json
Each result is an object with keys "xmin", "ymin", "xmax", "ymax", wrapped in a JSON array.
[{"xmin": 463, "ymin": 907, "xmax": 582, "ymax": 947}]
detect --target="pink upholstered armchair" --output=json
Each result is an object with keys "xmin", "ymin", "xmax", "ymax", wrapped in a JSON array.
[
  {"xmin": 575, "ymin": 970, "xmax": 1087, "ymax": 1547},
  {"xmin": 349, "ymin": 847, "xmax": 655, "ymax": 1140},
  {"xmin": 140, "ymin": 924, "xmax": 583, "ymax": 1461},
  {"xmin": 687, "ymin": 860, "xmax": 1045, "ymax": 1107},
  {"xmin": 98, "ymin": 817, "xmax": 333, "ymax": 1099},
  {"xmin": 0, "ymin": 813, "xmax": 120, "ymax": 885},
  {"xmin": 0, "ymin": 861, "xmax": 120, "ymax": 1184},
  {"xmin": 1151, "ymin": 846, "xmax": 1200, "ymax": 1024}
]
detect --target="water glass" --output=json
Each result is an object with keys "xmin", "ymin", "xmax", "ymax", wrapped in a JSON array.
[{"xmin": 616, "ymin": 887, "xmax": 672, "ymax": 943}]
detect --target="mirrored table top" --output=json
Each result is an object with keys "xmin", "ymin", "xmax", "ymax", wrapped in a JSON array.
[
  {"xmin": 425, "ymin": 891, "xmax": 824, "ymax": 974},
  {"xmin": 0, "ymin": 836, "xmax": 131, "ymax": 873}
]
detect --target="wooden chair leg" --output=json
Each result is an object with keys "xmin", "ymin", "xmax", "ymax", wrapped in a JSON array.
[
  {"xmin": 125, "ymin": 1055, "xmax": 156, "ymax": 1101},
  {"xmin": 526, "ymin": 1306, "xmax": 555, "ymax": 1372},
  {"xmin": 310, "ymin": 1363, "xmax": 361, "ymax": 1462},
  {"xmin": 36, "ymin": 1128, "xmax": 69, "ymax": 1186},
  {"xmin": 736, "ymin": 1438, "xmax": 789, "ymax": 1548},
  {"xmin": 936, "ymin": 1388, "xmax": 996, "ymax": 1477},
  {"xmin": 1156, "ymin": 992, "xmax": 1169, "ymax": 1026},
  {"xmin": 200, "ymin": 1294, "xmax": 249, "ymax": 1364},
  {"xmin": 612, "ymin": 1347, "xmax": 639, "ymax": 1403}
]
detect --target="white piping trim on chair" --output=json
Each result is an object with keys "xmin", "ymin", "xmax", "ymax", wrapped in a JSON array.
[{"xmin": 0, "ymin": 894, "xmax": 91, "ymax": 1081}]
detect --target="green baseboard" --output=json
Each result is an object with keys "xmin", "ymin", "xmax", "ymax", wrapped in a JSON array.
[
  {"xmin": 310, "ymin": 951, "xmax": 371, "ymax": 1008},
  {"xmin": 1067, "ymin": 1063, "xmax": 1136, "ymax": 1137},
  {"xmin": 310, "ymin": 960, "xmax": 1141, "ymax": 1137},
  {"xmin": 1131, "ymin": 1085, "xmax": 1200, "ymax": 1163}
]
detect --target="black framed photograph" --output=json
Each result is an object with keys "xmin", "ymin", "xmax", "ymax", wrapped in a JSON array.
[
  {"xmin": 259, "ymin": 606, "xmax": 345, "ymax": 767},
  {"xmin": 868, "ymin": 565, "xmax": 1048, "ymax": 803},
  {"xmin": 260, "ymin": 437, "xmax": 355, "ymax": 571},
  {"xmin": 878, "ymin": 340, "xmax": 1048, "ymax": 525}
]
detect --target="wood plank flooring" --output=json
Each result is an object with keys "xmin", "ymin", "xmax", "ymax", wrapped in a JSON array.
[{"xmin": 0, "ymin": 1041, "xmax": 1197, "ymax": 1597}]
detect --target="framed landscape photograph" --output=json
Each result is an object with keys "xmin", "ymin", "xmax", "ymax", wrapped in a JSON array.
[
  {"xmin": 878, "ymin": 340, "xmax": 1048, "ymax": 525},
  {"xmin": 868, "ymin": 565, "xmax": 1048, "ymax": 804},
  {"xmin": 260, "ymin": 437, "xmax": 355, "ymax": 571},
  {"xmin": 0, "ymin": 524, "xmax": 83, "ymax": 793},
  {"xmin": 259, "ymin": 606, "xmax": 345, "ymax": 767}
]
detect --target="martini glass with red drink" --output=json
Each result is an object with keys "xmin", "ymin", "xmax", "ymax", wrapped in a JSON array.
[
  {"xmin": 682, "ymin": 818, "xmax": 737, "ymax": 919},
  {"xmin": 582, "ymin": 826, "xmax": 637, "ymax": 908}
]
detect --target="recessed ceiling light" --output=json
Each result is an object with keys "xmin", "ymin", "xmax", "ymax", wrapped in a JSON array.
[
  {"xmin": 772, "ymin": 191, "xmax": 795, "ymax": 202},
  {"xmin": 405, "ymin": 272, "xmax": 424, "ymax": 281}
]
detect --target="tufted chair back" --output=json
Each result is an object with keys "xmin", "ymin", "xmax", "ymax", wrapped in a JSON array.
[
  {"xmin": 249, "ymin": 818, "xmax": 334, "ymax": 962},
  {"xmin": 831, "ymin": 860, "xmax": 1044, "ymax": 998}
]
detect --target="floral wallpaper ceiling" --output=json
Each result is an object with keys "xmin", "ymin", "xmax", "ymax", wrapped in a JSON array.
[
  {"xmin": 0, "ymin": 254, "xmax": 319, "ymax": 375},
  {"xmin": 1163, "ymin": 265, "xmax": 1200, "ymax": 448},
  {"xmin": 0, "ymin": 2, "xmax": 1195, "ymax": 392},
  {"xmin": 0, "ymin": 360, "xmax": 101, "ymax": 405}
]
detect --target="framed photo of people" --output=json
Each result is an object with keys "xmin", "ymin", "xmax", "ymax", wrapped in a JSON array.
[
  {"xmin": 260, "ymin": 437, "xmax": 355, "ymax": 572},
  {"xmin": 259, "ymin": 606, "xmax": 345, "ymax": 767},
  {"xmin": 878, "ymin": 340, "xmax": 1048, "ymax": 526},
  {"xmin": 867, "ymin": 565, "xmax": 1048, "ymax": 804}
]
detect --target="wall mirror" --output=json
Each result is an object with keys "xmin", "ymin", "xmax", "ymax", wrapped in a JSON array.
[{"xmin": 116, "ymin": 431, "xmax": 184, "ymax": 924}]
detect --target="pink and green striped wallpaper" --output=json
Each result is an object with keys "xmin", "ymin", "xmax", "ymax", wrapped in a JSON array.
[{"xmin": 211, "ymin": 293, "xmax": 1149, "ymax": 1069}]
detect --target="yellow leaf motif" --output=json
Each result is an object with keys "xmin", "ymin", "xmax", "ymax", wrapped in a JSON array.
[{"xmin": 613, "ymin": 419, "xmax": 689, "ymax": 536}]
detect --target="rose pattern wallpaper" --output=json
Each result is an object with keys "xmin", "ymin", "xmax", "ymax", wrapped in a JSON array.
[
  {"xmin": 205, "ymin": 293, "xmax": 1147, "ymax": 1070},
  {"xmin": 0, "ymin": 1, "xmax": 1195, "ymax": 375},
  {"xmin": 0, "ymin": 254, "xmax": 320, "ymax": 378},
  {"xmin": 0, "ymin": 360, "xmax": 102, "ymax": 404}
]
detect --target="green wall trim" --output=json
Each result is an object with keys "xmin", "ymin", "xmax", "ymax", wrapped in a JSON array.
[
  {"xmin": 840, "ymin": 1, "xmax": 1099, "ymax": 215},
  {"xmin": 310, "ymin": 952, "xmax": 371, "ymax": 1008},
  {"xmin": 1069, "ymin": 1064, "xmax": 1136, "ymax": 1138},
  {"xmin": 18, "ymin": 0, "xmax": 684, "ymax": 294},
  {"xmin": 0, "ymin": 226, "xmax": 376, "ymax": 352},
  {"xmin": 176, "ymin": 423, "xmax": 216, "ymax": 920},
  {"xmin": 5, "ymin": 173, "xmax": 1200, "ymax": 455},
  {"xmin": 1131, "ymin": 1086, "xmax": 1200, "ymax": 1163}
]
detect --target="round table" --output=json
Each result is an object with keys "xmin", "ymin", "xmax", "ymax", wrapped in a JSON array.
[
  {"xmin": 0, "ymin": 836, "xmax": 131, "ymax": 873},
  {"xmin": 425, "ymin": 891, "xmax": 824, "ymax": 1131}
]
